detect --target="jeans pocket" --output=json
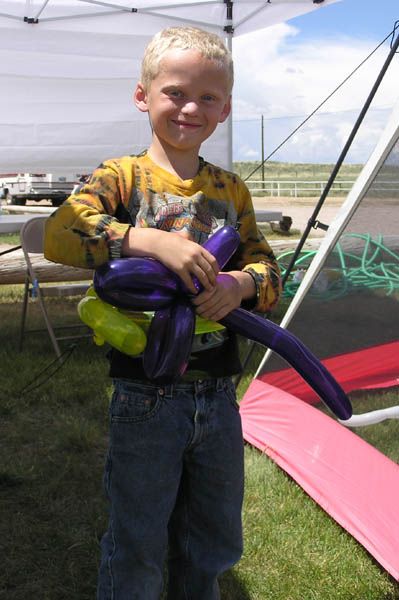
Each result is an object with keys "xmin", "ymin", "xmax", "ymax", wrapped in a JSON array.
[
  {"xmin": 224, "ymin": 380, "xmax": 240, "ymax": 411},
  {"xmin": 110, "ymin": 384, "xmax": 161, "ymax": 423}
]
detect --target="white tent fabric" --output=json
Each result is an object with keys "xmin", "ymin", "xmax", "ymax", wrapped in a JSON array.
[
  {"xmin": 0, "ymin": 0, "xmax": 339, "ymax": 174},
  {"xmin": 0, "ymin": 0, "xmax": 338, "ymax": 36}
]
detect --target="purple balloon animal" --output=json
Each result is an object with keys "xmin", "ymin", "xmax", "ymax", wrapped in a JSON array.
[{"xmin": 94, "ymin": 226, "xmax": 352, "ymax": 420}]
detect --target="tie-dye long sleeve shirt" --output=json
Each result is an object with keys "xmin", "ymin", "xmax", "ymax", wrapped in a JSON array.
[{"xmin": 45, "ymin": 152, "xmax": 281, "ymax": 313}]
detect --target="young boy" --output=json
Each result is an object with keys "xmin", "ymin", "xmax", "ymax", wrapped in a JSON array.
[{"xmin": 44, "ymin": 26, "xmax": 281, "ymax": 600}]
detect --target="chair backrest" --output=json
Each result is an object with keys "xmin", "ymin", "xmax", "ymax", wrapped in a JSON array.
[
  {"xmin": 18, "ymin": 216, "xmax": 92, "ymax": 357},
  {"xmin": 20, "ymin": 217, "xmax": 47, "ymax": 254}
]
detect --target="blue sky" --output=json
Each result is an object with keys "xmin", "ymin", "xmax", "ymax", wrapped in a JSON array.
[
  {"xmin": 232, "ymin": 0, "xmax": 399, "ymax": 164},
  {"xmin": 292, "ymin": 0, "xmax": 398, "ymax": 40}
]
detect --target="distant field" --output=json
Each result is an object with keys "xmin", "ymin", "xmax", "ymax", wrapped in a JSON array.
[
  {"xmin": 232, "ymin": 160, "xmax": 364, "ymax": 198},
  {"xmin": 232, "ymin": 160, "xmax": 364, "ymax": 181},
  {"xmin": 232, "ymin": 160, "xmax": 399, "ymax": 198}
]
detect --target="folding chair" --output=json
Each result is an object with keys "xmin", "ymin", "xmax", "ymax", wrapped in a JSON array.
[{"xmin": 19, "ymin": 216, "xmax": 92, "ymax": 358}]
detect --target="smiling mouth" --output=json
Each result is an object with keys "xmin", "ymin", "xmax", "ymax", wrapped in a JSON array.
[{"xmin": 172, "ymin": 120, "xmax": 201, "ymax": 129}]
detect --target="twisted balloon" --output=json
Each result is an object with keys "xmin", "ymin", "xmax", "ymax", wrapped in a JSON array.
[{"xmin": 90, "ymin": 226, "xmax": 352, "ymax": 420}]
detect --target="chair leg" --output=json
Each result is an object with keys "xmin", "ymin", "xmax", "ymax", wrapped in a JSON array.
[
  {"xmin": 19, "ymin": 275, "xmax": 30, "ymax": 352},
  {"xmin": 36, "ymin": 288, "xmax": 62, "ymax": 358}
]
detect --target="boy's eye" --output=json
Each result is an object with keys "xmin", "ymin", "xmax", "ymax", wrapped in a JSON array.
[
  {"xmin": 202, "ymin": 95, "xmax": 215, "ymax": 102},
  {"xmin": 167, "ymin": 89, "xmax": 184, "ymax": 98}
]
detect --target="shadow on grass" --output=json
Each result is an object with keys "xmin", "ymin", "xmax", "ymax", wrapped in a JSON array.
[
  {"xmin": 160, "ymin": 567, "xmax": 251, "ymax": 599},
  {"xmin": 220, "ymin": 569, "xmax": 252, "ymax": 599}
]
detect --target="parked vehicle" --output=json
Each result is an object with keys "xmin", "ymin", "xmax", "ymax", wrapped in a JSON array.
[{"xmin": 0, "ymin": 173, "xmax": 87, "ymax": 207}]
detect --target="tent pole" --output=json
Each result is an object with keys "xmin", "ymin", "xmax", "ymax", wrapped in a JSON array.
[
  {"xmin": 226, "ymin": 33, "xmax": 233, "ymax": 171},
  {"xmin": 281, "ymin": 26, "xmax": 399, "ymax": 287}
]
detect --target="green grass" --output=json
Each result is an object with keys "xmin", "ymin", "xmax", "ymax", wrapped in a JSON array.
[
  {"xmin": 259, "ymin": 225, "xmax": 302, "ymax": 239},
  {"xmin": 238, "ymin": 444, "xmax": 398, "ymax": 600},
  {"xmin": 343, "ymin": 390, "xmax": 399, "ymax": 461},
  {"xmin": 0, "ymin": 232, "xmax": 20, "ymax": 246},
  {"xmin": 1, "ymin": 285, "xmax": 399, "ymax": 599},
  {"xmin": 0, "ymin": 295, "xmax": 109, "ymax": 599}
]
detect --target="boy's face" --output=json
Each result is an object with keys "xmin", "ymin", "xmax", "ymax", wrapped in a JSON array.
[{"xmin": 135, "ymin": 48, "xmax": 231, "ymax": 155}]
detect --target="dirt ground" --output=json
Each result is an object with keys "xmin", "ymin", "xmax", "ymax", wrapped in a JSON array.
[
  {"xmin": 253, "ymin": 195, "xmax": 344, "ymax": 238},
  {"xmin": 254, "ymin": 194, "xmax": 399, "ymax": 240}
]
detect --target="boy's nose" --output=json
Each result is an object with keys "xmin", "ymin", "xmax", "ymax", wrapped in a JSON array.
[{"xmin": 182, "ymin": 100, "xmax": 199, "ymax": 114}]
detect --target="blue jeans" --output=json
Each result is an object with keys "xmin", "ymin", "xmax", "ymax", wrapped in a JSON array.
[{"xmin": 97, "ymin": 377, "xmax": 244, "ymax": 600}]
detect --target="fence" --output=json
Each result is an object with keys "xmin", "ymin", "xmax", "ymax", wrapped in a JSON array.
[
  {"xmin": 246, "ymin": 180, "xmax": 355, "ymax": 197},
  {"xmin": 246, "ymin": 180, "xmax": 399, "ymax": 198}
]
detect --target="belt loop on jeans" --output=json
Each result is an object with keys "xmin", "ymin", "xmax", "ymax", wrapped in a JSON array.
[
  {"xmin": 159, "ymin": 384, "xmax": 173, "ymax": 399},
  {"xmin": 194, "ymin": 379, "xmax": 204, "ymax": 394}
]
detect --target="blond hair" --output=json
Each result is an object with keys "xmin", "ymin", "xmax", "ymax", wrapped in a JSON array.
[{"xmin": 141, "ymin": 27, "xmax": 234, "ymax": 92}]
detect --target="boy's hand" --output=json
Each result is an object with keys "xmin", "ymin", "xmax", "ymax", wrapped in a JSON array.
[
  {"xmin": 158, "ymin": 231, "xmax": 219, "ymax": 294},
  {"xmin": 192, "ymin": 273, "xmax": 243, "ymax": 321},
  {"xmin": 192, "ymin": 270, "xmax": 257, "ymax": 321},
  {"xmin": 123, "ymin": 227, "xmax": 219, "ymax": 295}
]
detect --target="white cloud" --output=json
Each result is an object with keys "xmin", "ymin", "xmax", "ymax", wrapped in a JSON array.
[
  {"xmin": 239, "ymin": 145, "xmax": 259, "ymax": 160},
  {"xmin": 232, "ymin": 25, "xmax": 399, "ymax": 162}
]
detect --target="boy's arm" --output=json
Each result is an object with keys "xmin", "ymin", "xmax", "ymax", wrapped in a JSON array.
[
  {"xmin": 193, "ymin": 182, "xmax": 282, "ymax": 320},
  {"xmin": 231, "ymin": 182, "xmax": 282, "ymax": 312},
  {"xmin": 44, "ymin": 159, "xmax": 133, "ymax": 269},
  {"xmin": 44, "ymin": 158, "xmax": 218, "ymax": 292}
]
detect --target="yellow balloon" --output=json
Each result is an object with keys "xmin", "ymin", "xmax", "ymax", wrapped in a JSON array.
[
  {"xmin": 120, "ymin": 310, "xmax": 154, "ymax": 333},
  {"xmin": 194, "ymin": 316, "xmax": 225, "ymax": 335},
  {"xmin": 79, "ymin": 287, "xmax": 225, "ymax": 356},
  {"xmin": 78, "ymin": 295, "xmax": 146, "ymax": 357},
  {"xmin": 120, "ymin": 310, "xmax": 224, "ymax": 335}
]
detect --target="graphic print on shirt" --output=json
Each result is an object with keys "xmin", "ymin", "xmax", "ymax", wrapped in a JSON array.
[{"xmin": 134, "ymin": 190, "xmax": 238, "ymax": 244}]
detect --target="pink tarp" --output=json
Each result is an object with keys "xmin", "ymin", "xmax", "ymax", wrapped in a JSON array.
[
  {"xmin": 258, "ymin": 341, "xmax": 399, "ymax": 403},
  {"xmin": 240, "ymin": 379, "xmax": 399, "ymax": 580}
]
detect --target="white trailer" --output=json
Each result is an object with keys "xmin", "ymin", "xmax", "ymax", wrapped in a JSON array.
[{"xmin": 0, "ymin": 173, "xmax": 86, "ymax": 207}]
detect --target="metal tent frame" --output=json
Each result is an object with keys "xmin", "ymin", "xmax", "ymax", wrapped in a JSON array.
[{"xmin": 0, "ymin": 0, "xmax": 339, "ymax": 173}]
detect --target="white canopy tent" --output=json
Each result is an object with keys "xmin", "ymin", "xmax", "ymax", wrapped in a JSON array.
[{"xmin": 0, "ymin": 0, "xmax": 339, "ymax": 175}]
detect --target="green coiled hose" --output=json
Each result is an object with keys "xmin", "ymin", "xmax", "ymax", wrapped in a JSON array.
[{"xmin": 278, "ymin": 233, "xmax": 399, "ymax": 299}]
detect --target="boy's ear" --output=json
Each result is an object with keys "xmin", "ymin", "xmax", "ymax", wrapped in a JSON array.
[
  {"xmin": 218, "ymin": 95, "xmax": 232, "ymax": 123},
  {"xmin": 134, "ymin": 82, "xmax": 149, "ymax": 113}
]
